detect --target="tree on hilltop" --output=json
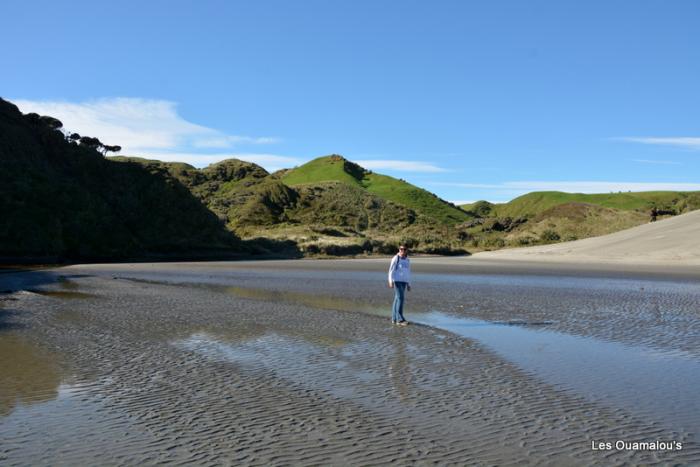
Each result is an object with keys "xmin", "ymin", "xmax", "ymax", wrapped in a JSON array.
[
  {"xmin": 103, "ymin": 145, "xmax": 122, "ymax": 155},
  {"xmin": 78, "ymin": 136, "xmax": 121, "ymax": 156},
  {"xmin": 38, "ymin": 115, "xmax": 63, "ymax": 130}
]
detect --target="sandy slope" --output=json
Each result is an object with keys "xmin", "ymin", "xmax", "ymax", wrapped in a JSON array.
[{"xmin": 475, "ymin": 208, "xmax": 700, "ymax": 265}]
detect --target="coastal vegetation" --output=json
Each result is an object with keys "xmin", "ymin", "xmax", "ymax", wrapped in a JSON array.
[
  {"xmin": 110, "ymin": 155, "xmax": 472, "ymax": 256},
  {"xmin": 0, "ymin": 98, "xmax": 242, "ymax": 262},
  {"xmin": 3, "ymin": 97, "xmax": 699, "ymax": 261},
  {"xmin": 460, "ymin": 191, "xmax": 700, "ymax": 249},
  {"xmin": 463, "ymin": 190, "xmax": 700, "ymax": 218},
  {"xmin": 113, "ymin": 153, "xmax": 700, "ymax": 256}
]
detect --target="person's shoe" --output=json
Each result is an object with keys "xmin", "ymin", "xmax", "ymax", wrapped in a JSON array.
[
  {"xmin": 391, "ymin": 320, "xmax": 396, "ymax": 325},
  {"xmin": 398, "ymin": 320, "xmax": 409, "ymax": 326}
]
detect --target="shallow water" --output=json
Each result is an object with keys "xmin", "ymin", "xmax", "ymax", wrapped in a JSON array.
[
  {"xmin": 0, "ymin": 335, "xmax": 64, "ymax": 416},
  {"xmin": 2, "ymin": 260, "xmax": 700, "ymax": 465},
  {"xmin": 181, "ymin": 277, "xmax": 700, "ymax": 436},
  {"xmin": 108, "ymin": 267, "xmax": 700, "ymax": 436},
  {"xmin": 414, "ymin": 311, "xmax": 700, "ymax": 435},
  {"xmin": 176, "ymin": 332, "xmax": 382, "ymax": 402}
]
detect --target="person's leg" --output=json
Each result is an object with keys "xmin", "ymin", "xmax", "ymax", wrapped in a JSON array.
[
  {"xmin": 392, "ymin": 284, "xmax": 401, "ymax": 322},
  {"xmin": 395, "ymin": 282, "xmax": 406, "ymax": 322}
]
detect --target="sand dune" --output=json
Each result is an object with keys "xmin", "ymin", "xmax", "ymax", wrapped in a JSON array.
[{"xmin": 476, "ymin": 209, "xmax": 700, "ymax": 265}]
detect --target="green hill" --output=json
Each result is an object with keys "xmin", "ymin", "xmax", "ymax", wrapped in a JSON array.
[
  {"xmin": 112, "ymin": 157, "xmax": 421, "ymax": 233},
  {"xmin": 458, "ymin": 191, "xmax": 700, "ymax": 251},
  {"xmin": 504, "ymin": 202, "xmax": 649, "ymax": 245},
  {"xmin": 0, "ymin": 99, "xmax": 241, "ymax": 262},
  {"xmin": 109, "ymin": 154, "xmax": 700, "ymax": 256},
  {"xmin": 112, "ymin": 155, "xmax": 470, "ymax": 255},
  {"xmin": 280, "ymin": 154, "xmax": 362, "ymax": 186},
  {"xmin": 282, "ymin": 155, "xmax": 471, "ymax": 224},
  {"xmin": 111, "ymin": 156, "xmax": 272, "ymax": 225},
  {"xmin": 461, "ymin": 200, "xmax": 496, "ymax": 217},
  {"xmin": 15, "ymin": 93, "xmax": 698, "ymax": 260},
  {"xmin": 463, "ymin": 191, "xmax": 700, "ymax": 218}
]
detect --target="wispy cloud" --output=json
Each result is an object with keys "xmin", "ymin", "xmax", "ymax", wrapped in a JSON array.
[
  {"xmin": 630, "ymin": 159, "xmax": 681, "ymax": 165},
  {"xmin": 616, "ymin": 137, "xmax": 700, "ymax": 150},
  {"xmin": 133, "ymin": 152, "xmax": 303, "ymax": 172},
  {"xmin": 191, "ymin": 135, "xmax": 281, "ymax": 148},
  {"xmin": 13, "ymin": 98, "xmax": 282, "ymax": 168},
  {"xmin": 352, "ymin": 159, "xmax": 447, "ymax": 173},
  {"xmin": 432, "ymin": 181, "xmax": 700, "ymax": 193}
]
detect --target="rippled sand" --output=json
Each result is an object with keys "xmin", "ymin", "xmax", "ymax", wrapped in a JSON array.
[{"xmin": 1, "ymin": 259, "xmax": 699, "ymax": 465}]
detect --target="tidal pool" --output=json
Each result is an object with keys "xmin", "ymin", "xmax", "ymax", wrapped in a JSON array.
[
  {"xmin": 413, "ymin": 311, "xmax": 700, "ymax": 435},
  {"xmin": 3, "ymin": 260, "xmax": 700, "ymax": 465}
]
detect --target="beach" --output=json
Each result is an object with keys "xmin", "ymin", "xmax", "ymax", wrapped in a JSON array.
[
  {"xmin": 1, "ymin": 257, "xmax": 699, "ymax": 465},
  {"xmin": 474, "ymin": 208, "xmax": 700, "ymax": 266}
]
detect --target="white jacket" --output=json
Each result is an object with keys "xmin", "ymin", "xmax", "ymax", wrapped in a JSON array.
[{"xmin": 388, "ymin": 254, "xmax": 411, "ymax": 284}]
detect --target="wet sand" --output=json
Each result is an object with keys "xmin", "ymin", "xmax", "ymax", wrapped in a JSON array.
[{"xmin": 1, "ymin": 258, "xmax": 699, "ymax": 465}]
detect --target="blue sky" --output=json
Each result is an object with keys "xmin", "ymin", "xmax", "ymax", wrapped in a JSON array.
[{"xmin": 4, "ymin": 0, "xmax": 700, "ymax": 203}]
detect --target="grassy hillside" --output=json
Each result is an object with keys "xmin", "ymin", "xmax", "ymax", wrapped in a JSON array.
[
  {"xmin": 111, "ymin": 156, "xmax": 273, "ymax": 225},
  {"xmin": 113, "ymin": 156, "xmax": 472, "ymax": 255},
  {"xmin": 282, "ymin": 155, "xmax": 471, "ymax": 224},
  {"xmin": 0, "ymin": 99, "xmax": 242, "ymax": 261},
  {"xmin": 461, "ymin": 200, "xmax": 496, "ymax": 217},
  {"xmin": 457, "ymin": 190, "xmax": 700, "ymax": 251},
  {"xmin": 14, "ymin": 93, "xmax": 694, "ymax": 260},
  {"xmin": 109, "ymin": 154, "xmax": 700, "ymax": 257},
  {"xmin": 280, "ymin": 155, "xmax": 362, "ymax": 186},
  {"xmin": 504, "ymin": 203, "xmax": 649, "ymax": 245},
  {"xmin": 463, "ymin": 191, "xmax": 700, "ymax": 218},
  {"xmin": 112, "ymin": 158, "xmax": 423, "ymax": 232}
]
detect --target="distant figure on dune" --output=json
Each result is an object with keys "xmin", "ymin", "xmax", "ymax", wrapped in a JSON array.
[{"xmin": 388, "ymin": 244, "xmax": 411, "ymax": 326}]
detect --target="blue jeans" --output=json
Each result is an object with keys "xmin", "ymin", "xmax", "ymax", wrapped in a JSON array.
[{"xmin": 392, "ymin": 281, "xmax": 407, "ymax": 322}]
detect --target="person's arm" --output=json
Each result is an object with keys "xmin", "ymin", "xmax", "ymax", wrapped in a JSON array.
[
  {"xmin": 407, "ymin": 260, "xmax": 411, "ymax": 291},
  {"xmin": 388, "ymin": 255, "xmax": 398, "ymax": 287}
]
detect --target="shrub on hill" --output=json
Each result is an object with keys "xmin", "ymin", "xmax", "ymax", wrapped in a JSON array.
[{"xmin": 0, "ymin": 98, "xmax": 241, "ymax": 261}]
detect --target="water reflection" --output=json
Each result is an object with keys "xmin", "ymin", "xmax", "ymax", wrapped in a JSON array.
[
  {"xmin": 57, "ymin": 276, "xmax": 80, "ymax": 290},
  {"xmin": 223, "ymin": 286, "xmax": 386, "ymax": 317},
  {"xmin": 175, "ymin": 331, "xmax": 374, "ymax": 402},
  {"xmin": 388, "ymin": 333, "xmax": 410, "ymax": 402},
  {"xmin": 20, "ymin": 275, "xmax": 96, "ymax": 300},
  {"xmin": 414, "ymin": 311, "xmax": 700, "ymax": 435},
  {"xmin": 25, "ymin": 289, "xmax": 95, "ymax": 299},
  {"xmin": 0, "ymin": 335, "xmax": 63, "ymax": 416}
]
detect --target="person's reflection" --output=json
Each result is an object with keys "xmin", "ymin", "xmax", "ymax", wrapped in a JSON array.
[
  {"xmin": 388, "ymin": 332, "xmax": 411, "ymax": 402},
  {"xmin": 0, "ymin": 335, "xmax": 62, "ymax": 416}
]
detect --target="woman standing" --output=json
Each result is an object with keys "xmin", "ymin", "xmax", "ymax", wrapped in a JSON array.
[{"xmin": 388, "ymin": 245, "xmax": 411, "ymax": 326}]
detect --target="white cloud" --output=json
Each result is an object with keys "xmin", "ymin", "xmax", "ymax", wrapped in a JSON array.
[
  {"xmin": 454, "ymin": 198, "xmax": 512, "ymax": 204},
  {"xmin": 12, "ymin": 98, "xmax": 280, "ymax": 165},
  {"xmin": 434, "ymin": 182, "xmax": 506, "ymax": 189},
  {"xmin": 352, "ymin": 159, "xmax": 447, "ymax": 173},
  {"xmin": 616, "ymin": 137, "xmax": 700, "ymax": 150},
  {"xmin": 432, "ymin": 181, "xmax": 700, "ymax": 193},
  {"xmin": 230, "ymin": 153, "xmax": 304, "ymax": 168},
  {"xmin": 630, "ymin": 159, "xmax": 681, "ymax": 165},
  {"xmin": 130, "ymin": 151, "xmax": 303, "ymax": 171},
  {"xmin": 191, "ymin": 135, "xmax": 281, "ymax": 148}
]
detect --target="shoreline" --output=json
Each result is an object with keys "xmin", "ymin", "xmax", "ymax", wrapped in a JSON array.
[
  {"xmin": 5, "ymin": 254, "xmax": 700, "ymax": 301},
  {"xmin": 57, "ymin": 255, "xmax": 700, "ymax": 283}
]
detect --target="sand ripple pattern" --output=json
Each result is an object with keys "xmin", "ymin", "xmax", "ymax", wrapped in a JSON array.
[{"xmin": 1, "ymin": 266, "xmax": 698, "ymax": 465}]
